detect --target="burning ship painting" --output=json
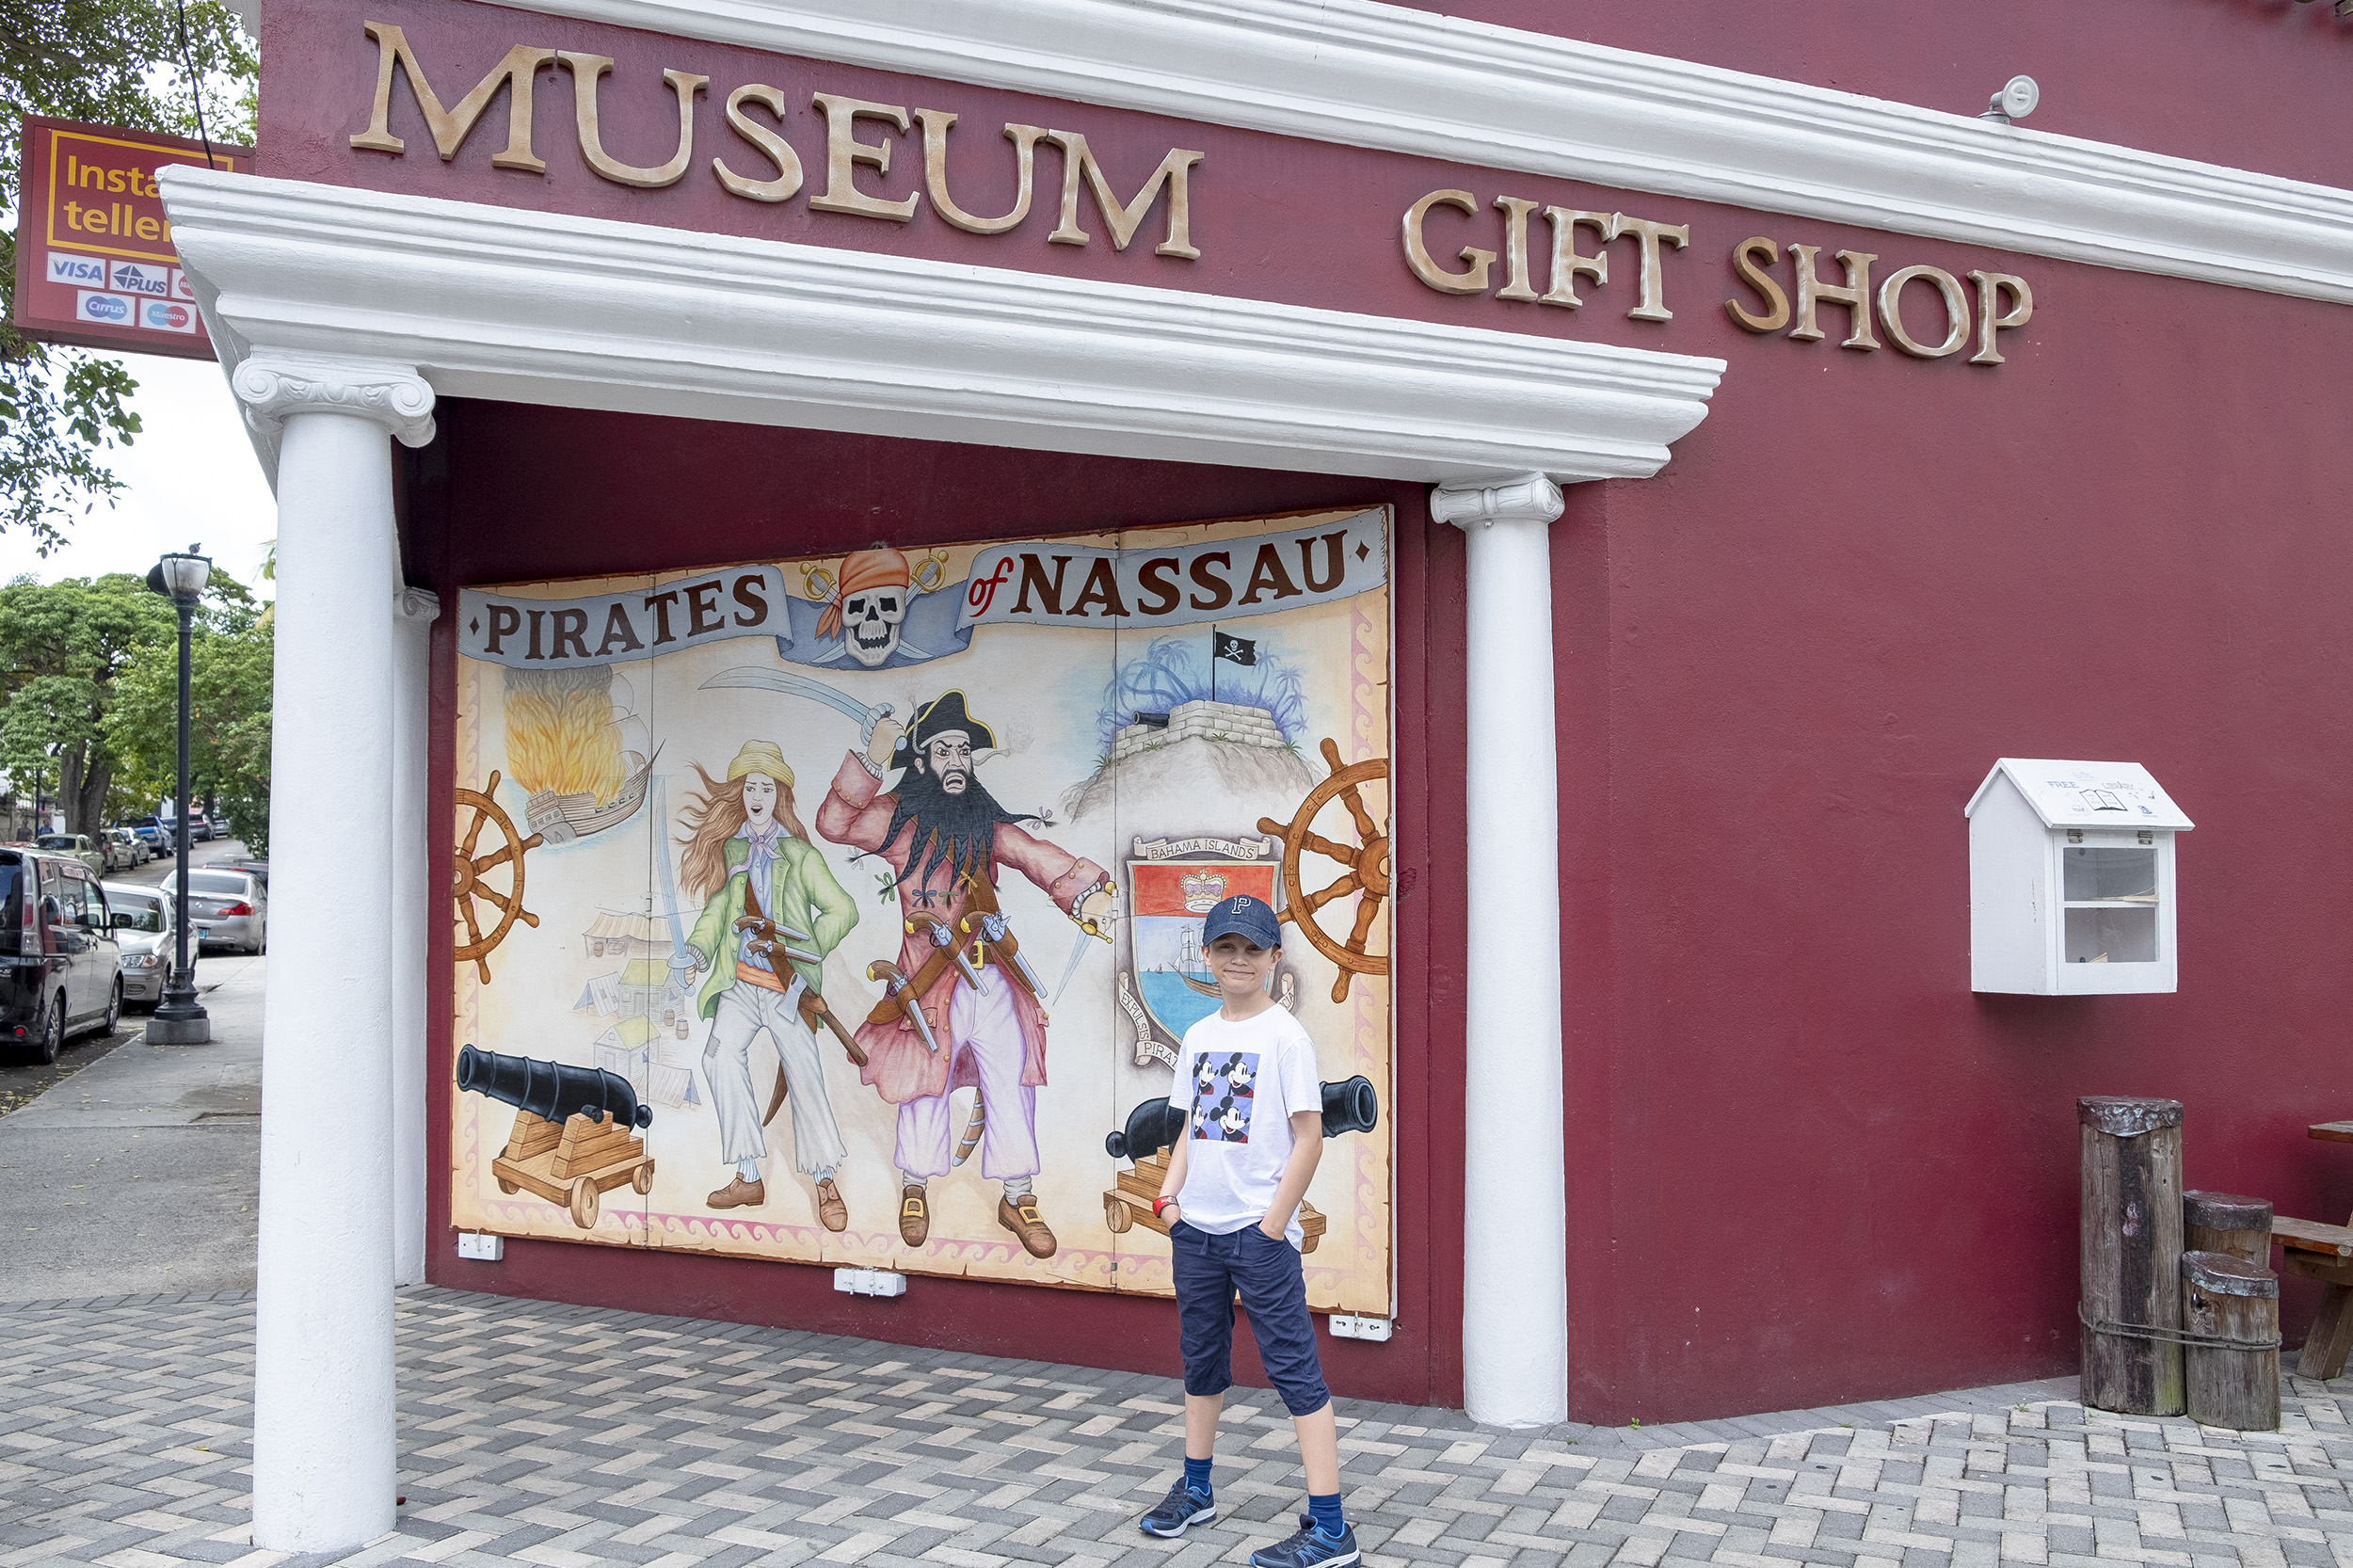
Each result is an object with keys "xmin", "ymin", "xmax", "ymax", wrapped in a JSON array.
[{"xmin": 502, "ymin": 665, "xmax": 656, "ymax": 845}]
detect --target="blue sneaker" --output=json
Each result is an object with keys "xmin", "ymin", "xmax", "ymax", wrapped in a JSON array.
[
  {"xmin": 1249, "ymin": 1519, "xmax": 1360, "ymax": 1567},
  {"xmin": 1139, "ymin": 1480, "xmax": 1217, "ymax": 1537}
]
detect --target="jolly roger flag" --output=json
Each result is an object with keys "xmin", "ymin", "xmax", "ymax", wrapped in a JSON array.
[{"xmin": 1213, "ymin": 632, "xmax": 1257, "ymax": 666}]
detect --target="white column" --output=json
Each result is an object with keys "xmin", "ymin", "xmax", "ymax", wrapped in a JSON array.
[
  {"xmin": 236, "ymin": 355, "xmax": 436, "ymax": 1552},
  {"xmin": 1433, "ymin": 472, "xmax": 1569, "ymax": 1430},
  {"xmin": 392, "ymin": 588, "xmax": 440, "ymax": 1288}
]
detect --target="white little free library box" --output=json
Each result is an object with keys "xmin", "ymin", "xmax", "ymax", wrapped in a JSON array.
[{"xmin": 1965, "ymin": 760, "xmax": 2194, "ymax": 995}]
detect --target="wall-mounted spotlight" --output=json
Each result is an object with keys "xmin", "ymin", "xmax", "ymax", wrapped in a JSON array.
[{"xmin": 1979, "ymin": 74, "xmax": 2040, "ymax": 125}]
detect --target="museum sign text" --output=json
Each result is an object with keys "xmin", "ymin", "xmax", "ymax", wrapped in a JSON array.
[{"xmin": 353, "ymin": 23, "xmax": 1202, "ymax": 259}]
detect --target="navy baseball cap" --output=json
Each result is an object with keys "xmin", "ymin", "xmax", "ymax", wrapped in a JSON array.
[{"xmin": 1201, "ymin": 894, "xmax": 1282, "ymax": 951}]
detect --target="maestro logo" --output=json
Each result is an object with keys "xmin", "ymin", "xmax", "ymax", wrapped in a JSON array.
[
  {"xmin": 142, "ymin": 300, "xmax": 196, "ymax": 333},
  {"xmin": 77, "ymin": 291, "xmax": 132, "ymax": 323}
]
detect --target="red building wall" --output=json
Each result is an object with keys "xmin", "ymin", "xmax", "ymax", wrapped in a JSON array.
[
  {"xmin": 288, "ymin": 0, "xmax": 2353, "ymax": 1420},
  {"xmin": 1397, "ymin": 0, "xmax": 2353, "ymax": 192},
  {"xmin": 1553, "ymin": 260, "xmax": 2353, "ymax": 1421}
]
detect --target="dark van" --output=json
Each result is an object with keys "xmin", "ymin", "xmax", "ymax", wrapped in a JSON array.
[{"xmin": 1, "ymin": 850, "xmax": 125, "ymax": 1064}]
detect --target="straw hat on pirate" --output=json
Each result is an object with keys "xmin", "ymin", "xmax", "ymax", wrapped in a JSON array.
[{"xmin": 725, "ymin": 740, "xmax": 794, "ymax": 788}]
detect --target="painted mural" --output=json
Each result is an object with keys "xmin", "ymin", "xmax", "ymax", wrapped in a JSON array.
[{"xmin": 448, "ymin": 508, "xmax": 1393, "ymax": 1314}]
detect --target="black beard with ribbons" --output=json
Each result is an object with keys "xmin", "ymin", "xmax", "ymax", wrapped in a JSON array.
[{"xmin": 879, "ymin": 760, "xmax": 1035, "ymax": 893}]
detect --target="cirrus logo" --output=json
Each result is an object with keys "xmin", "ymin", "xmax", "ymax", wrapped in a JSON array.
[{"xmin": 81, "ymin": 294, "xmax": 131, "ymax": 322}]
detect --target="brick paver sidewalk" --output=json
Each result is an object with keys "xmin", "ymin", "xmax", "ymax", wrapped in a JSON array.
[{"xmin": 4, "ymin": 1288, "xmax": 2349, "ymax": 1568}]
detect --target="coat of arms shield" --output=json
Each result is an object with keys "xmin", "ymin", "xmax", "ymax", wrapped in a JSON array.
[{"xmin": 1125, "ymin": 857, "xmax": 1282, "ymax": 1047}]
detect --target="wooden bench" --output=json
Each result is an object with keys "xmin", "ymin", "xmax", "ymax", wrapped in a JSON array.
[
  {"xmin": 2270, "ymin": 1124, "xmax": 2353, "ymax": 1378},
  {"xmin": 2271, "ymin": 1215, "xmax": 2353, "ymax": 1258}
]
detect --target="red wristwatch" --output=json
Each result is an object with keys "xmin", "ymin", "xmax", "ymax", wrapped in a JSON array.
[{"xmin": 1153, "ymin": 1196, "xmax": 1178, "ymax": 1219}]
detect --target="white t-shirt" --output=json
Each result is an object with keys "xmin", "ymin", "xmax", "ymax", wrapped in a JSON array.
[{"xmin": 1166, "ymin": 1004, "xmax": 1322, "ymax": 1246}]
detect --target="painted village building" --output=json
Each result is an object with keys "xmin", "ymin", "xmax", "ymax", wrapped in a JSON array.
[{"xmin": 152, "ymin": 0, "xmax": 2353, "ymax": 1547}]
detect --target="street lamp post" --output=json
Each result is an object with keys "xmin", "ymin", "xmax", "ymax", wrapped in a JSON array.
[{"xmin": 147, "ymin": 546, "xmax": 213, "ymax": 1046}]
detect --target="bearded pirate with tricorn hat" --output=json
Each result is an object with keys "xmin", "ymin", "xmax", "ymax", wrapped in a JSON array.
[
  {"xmin": 817, "ymin": 691, "xmax": 1114, "ymax": 1257},
  {"xmin": 678, "ymin": 741, "xmax": 862, "ymax": 1229}
]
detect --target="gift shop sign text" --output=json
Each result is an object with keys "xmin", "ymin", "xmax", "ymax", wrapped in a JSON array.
[{"xmin": 1402, "ymin": 190, "xmax": 2035, "ymax": 364}]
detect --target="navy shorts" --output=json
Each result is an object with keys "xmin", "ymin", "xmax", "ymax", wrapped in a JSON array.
[{"xmin": 1170, "ymin": 1219, "xmax": 1331, "ymax": 1417}]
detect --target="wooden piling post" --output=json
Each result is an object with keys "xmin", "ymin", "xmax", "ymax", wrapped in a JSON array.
[
  {"xmin": 2181, "ymin": 1250, "xmax": 2280, "ymax": 1431},
  {"xmin": 2079, "ymin": 1096, "xmax": 2185, "ymax": 1416},
  {"xmin": 2184, "ymin": 1191, "xmax": 2273, "ymax": 1267}
]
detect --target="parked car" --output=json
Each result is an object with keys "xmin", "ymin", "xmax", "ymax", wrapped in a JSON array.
[
  {"xmin": 160, "ymin": 867, "xmax": 267, "ymax": 955},
  {"xmin": 34, "ymin": 833, "xmax": 105, "ymax": 876},
  {"xmin": 100, "ymin": 881, "xmax": 174, "ymax": 1009},
  {"xmin": 124, "ymin": 817, "xmax": 168, "ymax": 856},
  {"xmin": 219, "ymin": 857, "xmax": 269, "ymax": 890},
  {"xmin": 2, "ymin": 849, "xmax": 124, "ymax": 1063},
  {"xmin": 180, "ymin": 812, "xmax": 216, "ymax": 843},
  {"xmin": 103, "ymin": 828, "xmax": 143, "ymax": 871}
]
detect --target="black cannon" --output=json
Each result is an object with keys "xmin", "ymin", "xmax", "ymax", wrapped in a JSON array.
[
  {"xmin": 456, "ymin": 1044, "xmax": 652, "ymax": 1129},
  {"xmin": 1105, "ymin": 1074, "xmax": 1378, "ymax": 1160}
]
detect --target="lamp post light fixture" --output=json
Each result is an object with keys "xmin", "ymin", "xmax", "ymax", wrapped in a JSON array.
[{"xmin": 146, "ymin": 545, "xmax": 214, "ymax": 1046}]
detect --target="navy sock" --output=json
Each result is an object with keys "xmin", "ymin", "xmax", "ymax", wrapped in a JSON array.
[
  {"xmin": 1183, "ymin": 1455, "xmax": 1213, "ymax": 1498},
  {"xmin": 1308, "ymin": 1492, "xmax": 1345, "ymax": 1537}
]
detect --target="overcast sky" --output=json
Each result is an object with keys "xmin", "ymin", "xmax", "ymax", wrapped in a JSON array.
[{"xmin": 0, "ymin": 351, "xmax": 280, "ymax": 595}]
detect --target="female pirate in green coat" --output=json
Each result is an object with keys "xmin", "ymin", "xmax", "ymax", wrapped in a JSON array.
[{"xmin": 679, "ymin": 741, "xmax": 860, "ymax": 1228}]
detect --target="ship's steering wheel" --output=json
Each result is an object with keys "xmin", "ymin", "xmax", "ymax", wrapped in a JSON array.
[
  {"xmin": 1257, "ymin": 738, "xmax": 1389, "ymax": 1003},
  {"xmin": 453, "ymin": 770, "xmax": 544, "ymax": 984}
]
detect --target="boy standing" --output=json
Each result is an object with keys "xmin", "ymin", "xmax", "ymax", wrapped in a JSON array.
[{"xmin": 1137, "ymin": 895, "xmax": 1356, "ymax": 1567}]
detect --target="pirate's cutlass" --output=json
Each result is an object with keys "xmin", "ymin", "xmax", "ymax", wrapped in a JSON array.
[
  {"xmin": 1051, "ymin": 897, "xmax": 1117, "ymax": 1002},
  {"xmin": 1052, "ymin": 934, "xmax": 1091, "ymax": 1003},
  {"xmin": 700, "ymin": 665, "xmax": 893, "ymax": 744}
]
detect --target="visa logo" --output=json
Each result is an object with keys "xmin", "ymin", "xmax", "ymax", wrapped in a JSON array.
[
  {"xmin": 108, "ymin": 262, "xmax": 170, "ymax": 297},
  {"xmin": 76, "ymin": 291, "xmax": 133, "ymax": 324},
  {"xmin": 47, "ymin": 252, "xmax": 106, "ymax": 286}
]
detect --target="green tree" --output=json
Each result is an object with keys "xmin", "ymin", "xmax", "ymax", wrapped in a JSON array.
[
  {"xmin": 107, "ymin": 575, "xmax": 273, "ymax": 854},
  {"xmin": 1, "ymin": 2, "xmax": 256, "ymax": 552},
  {"xmin": 0, "ymin": 571, "xmax": 176, "ymax": 833}
]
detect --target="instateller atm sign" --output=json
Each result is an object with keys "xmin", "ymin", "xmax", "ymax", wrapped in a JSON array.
[{"xmin": 10, "ymin": 115, "xmax": 249, "ymax": 360}]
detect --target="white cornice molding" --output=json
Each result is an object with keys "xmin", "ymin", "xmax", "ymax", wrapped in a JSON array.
[
  {"xmin": 486, "ymin": 0, "xmax": 2353, "ymax": 307},
  {"xmin": 160, "ymin": 167, "xmax": 1722, "ymax": 487}
]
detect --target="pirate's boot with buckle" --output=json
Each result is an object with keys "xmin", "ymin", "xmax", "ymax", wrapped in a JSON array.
[
  {"xmin": 998, "ymin": 1193, "xmax": 1057, "ymax": 1258},
  {"xmin": 815, "ymin": 1177, "xmax": 849, "ymax": 1233},
  {"xmin": 899, "ymin": 1184, "xmax": 930, "ymax": 1246}
]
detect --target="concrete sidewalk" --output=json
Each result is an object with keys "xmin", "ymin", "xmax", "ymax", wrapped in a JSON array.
[
  {"xmin": 3, "ymin": 1281, "xmax": 2351, "ymax": 1568},
  {"xmin": 0, "ymin": 956, "xmax": 264, "ymax": 1302}
]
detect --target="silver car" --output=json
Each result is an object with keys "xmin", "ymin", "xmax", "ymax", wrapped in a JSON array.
[
  {"xmin": 104, "ymin": 828, "xmax": 144, "ymax": 871},
  {"xmin": 160, "ymin": 868, "xmax": 268, "ymax": 955},
  {"xmin": 102, "ymin": 881, "xmax": 175, "ymax": 1006}
]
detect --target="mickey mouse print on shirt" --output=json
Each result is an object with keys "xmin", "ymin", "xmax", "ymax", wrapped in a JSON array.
[{"xmin": 1190, "ymin": 1050, "xmax": 1260, "ymax": 1143}]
